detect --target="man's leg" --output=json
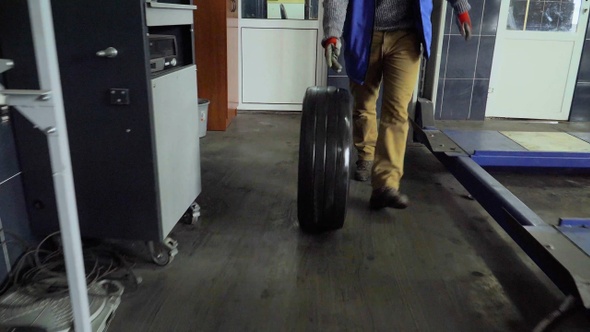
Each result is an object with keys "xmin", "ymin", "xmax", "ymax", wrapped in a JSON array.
[
  {"xmin": 349, "ymin": 31, "xmax": 385, "ymax": 181},
  {"xmin": 370, "ymin": 30, "xmax": 421, "ymax": 209}
]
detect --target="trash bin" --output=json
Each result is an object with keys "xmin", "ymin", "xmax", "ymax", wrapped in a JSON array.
[{"xmin": 198, "ymin": 98, "xmax": 209, "ymax": 138}]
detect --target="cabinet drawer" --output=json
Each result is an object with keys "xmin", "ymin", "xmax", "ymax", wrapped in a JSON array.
[{"xmin": 145, "ymin": 1, "xmax": 196, "ymax": 26}]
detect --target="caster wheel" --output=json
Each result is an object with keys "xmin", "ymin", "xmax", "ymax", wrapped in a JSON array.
[
  {"xmin": 182, "ymin": 202, "xmax": 201, "ymax": 225},
  {"xmin": 148, "ymin": 237, "xmax": 178, "ymax": 266}
]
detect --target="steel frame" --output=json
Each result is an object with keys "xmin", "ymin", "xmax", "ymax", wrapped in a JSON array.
[
  {"xmin": 1, "ymin": 1, "xmax": 92, "ymax": 330},
  {"xmin": 413, "ymin": 120, "xmax": 590, "ymax": 310},
  {"xmin": 471, "ymin": 150, "xmax": 590, "ymax": 168}
]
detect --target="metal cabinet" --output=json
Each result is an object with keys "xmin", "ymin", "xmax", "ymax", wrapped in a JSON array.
[{"xmin": 0, "ymin": 0, "xmax": 201, "ymax": 242}]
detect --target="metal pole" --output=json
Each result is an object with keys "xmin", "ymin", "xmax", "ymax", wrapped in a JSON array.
[
  {"xmin": 26, "ymin": 1, "xmax": 92, "ymax": 331},
  {"xmin": 422, "ymin": 0, "xmax": 447, "ymax": 104}
]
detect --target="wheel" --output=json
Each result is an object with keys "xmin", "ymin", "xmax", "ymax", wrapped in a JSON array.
[
  {"xmin": 297, "ymin": 86, "xmax": 352, "ymax": 233},
  {"xmin": 148, "ymin": 238, "xmax": 179, "ymax": 266},
  {"xmin": 182, "ymin": 203, "xmax": 201, "ymax": 225}
]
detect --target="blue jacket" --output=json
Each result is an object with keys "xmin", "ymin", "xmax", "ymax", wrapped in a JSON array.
[{"xmin": 343, "ymin": 0, "xmax": 434, "ymax": 84}]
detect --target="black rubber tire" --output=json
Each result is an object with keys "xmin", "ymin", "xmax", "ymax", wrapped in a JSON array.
[{"xmin": 297, "ymin": 86, "xmax": 352, "ymax": 233}]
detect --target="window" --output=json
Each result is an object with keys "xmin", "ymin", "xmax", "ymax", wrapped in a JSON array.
[
  {"xmin": 507, "ymin": 0, "xmax": 582, "ymax": 32},
  {"xmin": 242, "ymin": 0, "xmax": 318, "ymax": 20}
]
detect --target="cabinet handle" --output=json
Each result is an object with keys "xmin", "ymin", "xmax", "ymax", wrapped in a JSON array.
[
  {"xmin": 96, "ymin": 47, "xmax": 118, "ymax": 58},
  {"xmin": 230, "ymin": 0, "xmax": 237, "ymax": 12}
]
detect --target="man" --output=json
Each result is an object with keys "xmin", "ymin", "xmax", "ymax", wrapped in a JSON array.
[{"xmin": 322, "ymin": 0, "xmax": 472, "ymax": 209}]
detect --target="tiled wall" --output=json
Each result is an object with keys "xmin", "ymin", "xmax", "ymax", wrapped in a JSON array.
[
  {"xmin": 436, "ymin": 0, "xmax": 501, "ymax": 120},
  {"xmin": 570, "ymin": 14, "xmax": 590, "ymax": 122},
  {"xmin": 438, "ymin": 0, "xmax": 590, "ymax": 121},
  {"xmin": 326, "ymin": 1, "xmax": 502, "ymax": 121},
  {"xmin": 327, "ymin": 1, "xmax": 590, "ymax": 121},
  {"xmin": 0, "ymin": 118, "xmax": 34, "ymax": 281}
]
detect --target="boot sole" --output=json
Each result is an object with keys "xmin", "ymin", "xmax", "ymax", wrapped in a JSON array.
[
  {"xmin": 369, "ymin": 196, "xmax": 409, "ymax": 210},
  {"xmin": 369, "ymin": 201, "xmax": 409, "ymax": 210}
]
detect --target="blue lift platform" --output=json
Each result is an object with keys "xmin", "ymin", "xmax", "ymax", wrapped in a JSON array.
[{"xmin": 413, "ymin": 101, "xmax": 590, "ymax": 312}]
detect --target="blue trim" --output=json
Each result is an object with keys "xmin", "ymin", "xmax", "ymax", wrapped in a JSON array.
[
  {"xmin": 416, "ymin": 0, "xmax": 433, "ymax": 58},
  {"xmin": 438, "ymin": 155, "xmax": 546, "ymax": 227},
  {"xmin": 342, "ymin": 0, "xmax": 375, "ymax": 85},
  {"xmin": 471, "ymin": 150, "xmax": 590, "ymax": 168},
  {"xmin": 559, "ymin": 218, "xmax": 590, "ymax": 228}
]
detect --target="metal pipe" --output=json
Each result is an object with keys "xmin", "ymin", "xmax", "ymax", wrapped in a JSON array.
[{"xmin": 26, "ymin": 1, "xmax": 92, "ymax": 331}]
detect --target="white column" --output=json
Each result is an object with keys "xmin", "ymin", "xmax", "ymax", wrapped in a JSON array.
[{"xmin": 26, "ymin": 1, "xmax": 92, "ymax": 331}]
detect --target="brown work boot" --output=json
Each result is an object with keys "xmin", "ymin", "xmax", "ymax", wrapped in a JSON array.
[
  {"xmin": 354, "ymin": 160, "xmax": 373, "ymax": 182},
  {"xmin": 370, "ymin": 187, "xmax": 409, "ymax": 210}
]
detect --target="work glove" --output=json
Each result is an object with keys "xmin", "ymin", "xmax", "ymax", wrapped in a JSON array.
[
  {"xmin": 456, "ymin": 11, "xmax": 472, "ymax": 41},
  {"xmin": 322, "ymin": 37, "xmax": 342, "ymax": 73}
]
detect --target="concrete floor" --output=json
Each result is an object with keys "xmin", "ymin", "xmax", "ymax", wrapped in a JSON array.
[{"xmin": 109, "ymin": 113, "xmax": 589, "ymax": 331}]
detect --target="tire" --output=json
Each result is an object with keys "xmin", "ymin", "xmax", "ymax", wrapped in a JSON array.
[{"xmin": 297, "ymin": 86, "xmax": 352, "ymax": 233}]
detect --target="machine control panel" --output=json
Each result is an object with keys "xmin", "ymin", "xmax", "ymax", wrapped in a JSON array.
[{"xmin": 148, "ymin": 34, "xmax": 178, "ymax": 73}]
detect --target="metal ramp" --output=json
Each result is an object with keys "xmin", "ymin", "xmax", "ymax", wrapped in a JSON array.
[
  {"xmin": 412, "ymin": 115, "xmax": 590, "ymax": 311},
  {"xmin": 443, "ymin": 129, "xmax": 590, "ymax": 168}
]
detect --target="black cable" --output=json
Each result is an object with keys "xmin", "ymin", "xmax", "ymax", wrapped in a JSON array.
[{"xmin": 0, "ymin": 232, "xmax": 142, "ymax": 300}]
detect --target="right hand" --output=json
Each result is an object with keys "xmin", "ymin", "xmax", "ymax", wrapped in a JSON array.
[
  {"xmin": 322, "ymin": 37, "xmax": 342, "ymax": 73},
  {"xmin": 456, "ymin": 11, "xmax": 472, "ymax": 41}
]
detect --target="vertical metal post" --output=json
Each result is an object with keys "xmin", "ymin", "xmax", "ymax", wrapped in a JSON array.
[
  {"xmin": 422, "ymin": 0, "xmax": 448, "ymax": 104},
  {"xmin": 26, "ymin": 1, "xmax": 92, "ymax": 331},
  {"xmin": 0, "ymin": 217, "xmax": 11, "ymax": 273}
]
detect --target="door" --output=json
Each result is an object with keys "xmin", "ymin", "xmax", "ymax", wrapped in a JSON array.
[{"xmin": 486, "ymin": 0, "xmax": 590, "ymax": 120}]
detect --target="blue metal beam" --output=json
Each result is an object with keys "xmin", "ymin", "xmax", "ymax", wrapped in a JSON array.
[
  {"xmin": 438, "ymin": 154, "xmax": 546, "ymax": 227},
  {"xmin": 559, "ymin": 218, "xmax": 590, "ymax": 228},
  {"xmin": 471, "ymin": 150, "xmax": 590, "ymax": 168},
  {"xmin": 411, "ymin": 109, "xmax": 590, "ymax": 309},
  {"xmin": 433, "ymin": 153, "xmax": 590, "ymax": 308}
]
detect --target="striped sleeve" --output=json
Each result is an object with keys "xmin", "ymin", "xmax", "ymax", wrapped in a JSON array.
[
  {"xmin": 323, "ymin": 0, "xmax": 349, "ymax": 39},
  {"xmin": 448, "ymin": 0, "xmax": 471, "ymax": 14}
]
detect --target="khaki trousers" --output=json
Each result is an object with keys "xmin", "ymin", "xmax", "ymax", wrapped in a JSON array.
[{"xmin": 350, "ymin": 30, "xmax": 421, "ymax": 190}]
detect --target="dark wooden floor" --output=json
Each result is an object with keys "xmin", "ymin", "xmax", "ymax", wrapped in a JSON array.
[{"xmin": 109, "ymin": 113, "xmax": 589, "ymax": 331}]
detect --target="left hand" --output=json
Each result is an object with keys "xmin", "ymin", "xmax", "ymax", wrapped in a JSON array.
[
  {"xmin": 322, "ymin": 37, "xmax": 343, "ymax": 73},
  {"xmin": 456, "ymin": 11, "xmax": 472, "ymax": 41}
]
